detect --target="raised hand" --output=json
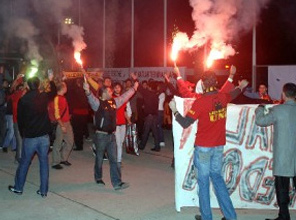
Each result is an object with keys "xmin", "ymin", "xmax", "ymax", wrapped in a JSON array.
[
  {"xmin": 83, "ymin": 81, "xmax": 90, "ymax": 94},
  {"xmin": 173, "ymin": 67, "xmax": 181, "ymax": 78},
  {"xmin": 130, "ymin": 72, "xmax": 137, "ymax": 81},
  {"xmin": 133, "ymin": 81, "xmax": 139, "ymax": 91},
  {"xmin": 238, "ymin": 79, "xmax": 249, "ymax": 90},
  {"xmin": 169, "ymin": 98, "xmax": 177, "ymax": 113},
  {"xmin": 164, "ymin": 72, "xmax": 170, "ymax": 82}
]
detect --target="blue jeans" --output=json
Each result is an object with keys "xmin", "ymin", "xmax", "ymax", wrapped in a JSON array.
[
  {"xmin": 93, "ymin": 132, "xmax": 121, "ymax": 187},
  {"xmin": 3, "ymin": 115, "xmax": 16, "ymax": 150},
  {"xmin": 194, "ymin": 146, "xmax": 237, "ymax": 220},
  {"xmin": 14, "ymin": 135, "xmax": 49, "ymax": 194},
  {"xmin": 13, "ymin": 123, "xmax": 22, "ymax": 162}
]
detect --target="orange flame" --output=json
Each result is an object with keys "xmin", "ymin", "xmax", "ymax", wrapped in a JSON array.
[
  {"xmin": 171, "ymin": 32, "xmax": 189, "ymax": 63},
  {"xmin": 206, "ymin": 49, "xmax": 224, "ymax": 69},
  {"xmin": 74, "ymin": 51, "xmax": 83, "ymax": 67},
  {"xmin": 171, "ymin": 42, "xmax": 181, "ymax": 62}
]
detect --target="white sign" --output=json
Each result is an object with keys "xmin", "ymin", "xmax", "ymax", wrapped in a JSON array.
[
  {"xmin": 268, "ymin": 66, "xmax": 296, "ymax": 100},
  {"xmin": 174, "ymin": 97, "xmax": 296, "ymax": 212},
  {"xmin": 87, "ymin": 67, "xmax": 186, "ymax": 82}
]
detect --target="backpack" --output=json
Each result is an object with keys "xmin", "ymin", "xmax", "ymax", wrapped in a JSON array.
[{"xmin": 94, "ymin": 99, "xmax": 117, "ymax": 133}]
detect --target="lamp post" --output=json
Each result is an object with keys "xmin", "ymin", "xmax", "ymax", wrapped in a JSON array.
[
  {"xmin": 164, "ymin": 0, "xmax": 167, "ymax": 67},
  {"xmin": 103, "ymin": 0, "xmax": 106, "ymax": 68},
  {"xmin": 131, "ymin": 0, "xmax": 134, "ymax": 68},
  {"xmin": 252, "ymin": 25, "xmax": 257, "ymax": 92}
]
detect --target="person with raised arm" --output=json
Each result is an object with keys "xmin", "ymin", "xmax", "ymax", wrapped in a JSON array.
[
  {"xmin": 83, "ymin": 75, "xmax": 138, "ymax": 190},
  {"xmin": 169, "ymin": 71, "xmax": 248, "ymax": 220}
]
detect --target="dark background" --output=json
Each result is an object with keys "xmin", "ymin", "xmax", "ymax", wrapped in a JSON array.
[{"xmin": 0, "ymin": 0, "xmax": 295, "ymax": 81}]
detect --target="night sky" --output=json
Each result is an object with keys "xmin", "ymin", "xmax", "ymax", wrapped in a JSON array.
[
  {"xmin": 0, "ymin": 0, "xmax": 296, "ymax": 78},
  {"xmin": 69, "ymin": 0, "xmax": 296, "ymax": 73}
]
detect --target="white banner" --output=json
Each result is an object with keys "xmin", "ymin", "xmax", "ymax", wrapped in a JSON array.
[
  {"xmin": 174, "ymin": 97, "xmax": 296, "ymax": 212},
  {"xmin": 87, "ymin": 67, "xmax": 186, "ymax": 82},
  {"xmin": 268, "ymin": 66, "xmax": 296, "ymax": 100}
]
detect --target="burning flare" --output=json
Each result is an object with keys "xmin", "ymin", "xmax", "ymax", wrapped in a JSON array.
[
  {"xmin": 171, "ymin": 32, "xmax": 189, "ymax": 63},
  {"xmin": 206, "ymin": 49, "xmax": 223, "ymax": 69},
  {"xmin": 74, "ymin": 51, "xmax": 83, "ymax": 68}
]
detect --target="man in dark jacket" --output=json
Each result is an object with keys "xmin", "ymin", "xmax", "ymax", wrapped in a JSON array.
[
  {"xmin": 8, "ymin": 76, "xmax": 51, "ymax": 198},
  {"xmin": 83, "ymin": 79, "xmax": 138, "ymax": 190},
  {"xmin": 130, "ymin": 73, "xmax": 161, "ymax": 152}
]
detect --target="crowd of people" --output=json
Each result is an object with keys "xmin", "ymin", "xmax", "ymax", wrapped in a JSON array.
[
  {"xmin": 0, "ymin": 64, "xmax": 177, "ymax": 195},
  {"xmin": 1, "ymin": 63, "xmax": 295, "ymax": 220}
]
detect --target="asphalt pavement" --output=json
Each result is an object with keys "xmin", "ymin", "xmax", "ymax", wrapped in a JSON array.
[{"xmin": 0, "ymin": 129, "xmax": 295, "ymax": 220}]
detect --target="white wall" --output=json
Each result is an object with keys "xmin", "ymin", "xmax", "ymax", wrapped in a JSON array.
[{"xmin": 268, "ymin": 66, "xmax": 296, "ymax": 100}]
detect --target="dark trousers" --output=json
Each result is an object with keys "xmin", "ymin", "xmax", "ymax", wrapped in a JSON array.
[
  {"xmin": 72, "ymin": 114, "xmax": 88, "ymax": 150},
  {"xmin": 0, "ymin": 107, "xmax": 6, "ymax": 147},
  {"xmin": 139, "ymin": 114, "xmax": 159, "ymax": 150},
  {"xmin": 93, "ymin": 132, "xmax": 121, "ymax": 187},
  {"xmin": 275, "ymin": 176, "xmax": 291, "ymax": 220}
]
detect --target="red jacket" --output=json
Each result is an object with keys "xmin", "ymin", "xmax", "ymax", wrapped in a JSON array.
[{"xmin": 54, "ymin": 95, "xmax": 70, "ymax": 122}]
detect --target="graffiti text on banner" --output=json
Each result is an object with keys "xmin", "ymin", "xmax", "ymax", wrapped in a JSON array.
[{"xmin": 173, "ymin": 98, "xmax": 296, "ymax": 212}]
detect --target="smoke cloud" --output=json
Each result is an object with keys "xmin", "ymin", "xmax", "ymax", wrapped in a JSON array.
[
  {"xmin": 61, "ymin": 24, "xmax": 87, "ymax": 53},
  {"xmin": 176, "ymin": 0, "xmax": 271, "ymax": 59},
  {"xmin": 8, "ymin": 18, "xmax": 42, "ymax": 63}
]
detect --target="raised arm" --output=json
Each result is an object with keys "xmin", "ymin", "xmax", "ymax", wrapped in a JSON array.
[
  {"xmin": 164, "ymin": 72, "xmax": 179, "ymax": 96},
  {"xmin": 83, "ymin": 81, "xmax": 100, "ymax": 111},
  {"xmin": 228, "ymin": 79, "xmax": 249, "ymax": 100},
  {"xmin": 115, "ymin": 82, "xmax": 138, "ymax": 108},
  {"xmin": 174, "ymin": 66, "xmax": 198, "ymax": 98},
  {"xmin": 220, "ymin": 65, "xmax": 236, "ymax": 93},
  {"xmin": 82, "ymin": 70, "xmax": 101, "ymax": 92}
]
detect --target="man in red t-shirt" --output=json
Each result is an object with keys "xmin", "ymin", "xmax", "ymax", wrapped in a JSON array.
[{"xmin": 169, "ymin": 72, "xmax": 248, "ymax": 220}]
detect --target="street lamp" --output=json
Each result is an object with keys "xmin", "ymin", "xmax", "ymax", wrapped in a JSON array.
[{"xmin": 64, "ymin": 17, "xmax": 74, "ymax": 25}]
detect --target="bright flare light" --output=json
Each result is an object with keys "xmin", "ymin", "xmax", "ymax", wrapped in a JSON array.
[
  {"xmin": 74, "ymin": 51, "xmax": 83, "ymax": 68},
  {"xmin": 171, "ymin": 32, "xmax": 189, "ymax": 63},
  {"xmin": 206, "ymin": 49, "xmax": 224, "ymax": 69},
  {"xmin": 28, "ymin": 66, "xmax": 38, "ymax": 78},
  {"xmin": 26, "ymin": 59, "xmax": 39, "ymax": 78}
]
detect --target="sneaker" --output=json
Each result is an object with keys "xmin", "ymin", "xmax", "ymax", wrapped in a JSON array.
[
  {"xmin": 60, "ymin": 161, "xmax": 72, "ymax": 166},
  {"xmin": 159, "ymin": 142, "xmax": 165, "ymax": 147},
  {"xmin": 8, "ymin": 185, "xmax": 22, "ymax": 195},
  {"xmin": 103, "ymin": 153, "xmax": 108, "ymax": 161},
  {"xmin": 3, "ymin": 148, "xmax": 8, "ymax": 153},
  {"xmin": 96, "ymin": 180, "xmax": 105, "ymax": 186},
  {"xmin": 85, "ymin": 137, "xmax": 92, "ymax": 142},
  {"xmin": 195, "ymin": 215, "xmax": 201, "ymax": 220},
  {"xmin": 52, "ymin": 164, "xmax": 63, "ymax": 169},
  {"xmin": 36, "ymin": 190, "xmax": 47, "ymax": 198},
  {"xmin": 151, "ymin": 147, "xmax": 160, "ymax": 152},
  {"xmin": 114, "ymin": 182, "xmax": 129, "ymax": 190}
]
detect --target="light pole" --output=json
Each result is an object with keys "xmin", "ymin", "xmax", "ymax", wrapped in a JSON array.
[
  {"xmin": 252, "ymin": 25, "xmax": 257, "ymax": 92},
  {"xmin": 164, "ymin": 0, "xmax": 167, "ymax": 67},
  {"xmin": 131, "ymin": 0, "xmax": 134, "ymax": 68},
  {"xmin": 103, "ymin": 0, "xmax": 106, "ymax": 68}
]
